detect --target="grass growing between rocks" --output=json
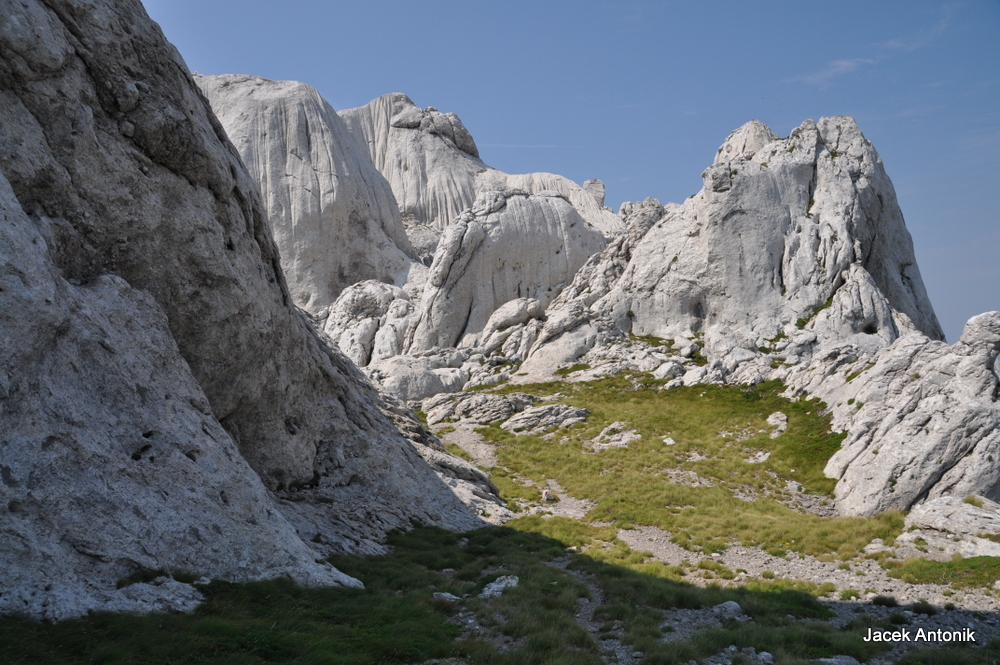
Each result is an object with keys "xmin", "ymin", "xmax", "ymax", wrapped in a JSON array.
[
  {"xmin": 0, "ymin": 522, "xmax": 891, "ymax": 665},
  {"xmin": 885, "ymin": 556, "xmax": 1000, "ymax": 588},
  {"xmin": 485, "ymin": 375, "xmax": 902, "ymax": 557}
]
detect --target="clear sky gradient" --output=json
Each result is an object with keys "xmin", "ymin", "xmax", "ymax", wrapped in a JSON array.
[{"xmin": 143, "ymin": 0, "xmax": 999, "ymax": 343}]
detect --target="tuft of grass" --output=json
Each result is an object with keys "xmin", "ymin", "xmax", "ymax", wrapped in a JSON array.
[
  {"xmin": 795, "ymin": 296, "xmax": 834, "ymax": 330},
  {"xmin": 554, "ymin": 362, "xmax": 592, "ymax": 377},
  {"xmin": 845, "ymin": 362, "xmax": 874, "ymax": 383},
  {"xmin": 964, "ymin": 495, "xmax": 984, "ymax": 508},
  {"xmin": 871, "ymin": 595, "xmax": 898, "ymax": 607},
  {"xmin": 628, "ymin": 334, "xmax": 671, "ymax": 347},
  {"xmin": 444, "ymin": 442, "xmax": 473, "ymax": 462},
  {"xmin": 910, "ymin": 599, "xmax": 938, "ymax": 616}
]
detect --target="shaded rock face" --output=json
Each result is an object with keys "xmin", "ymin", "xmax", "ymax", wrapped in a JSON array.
[
  {"xmin": 195, "ymin": 74, "xmax": 417, "ymax": 314},
  {"xmin": 406, "ymin": 188, "xmax": 607, "ymax": 352},
  {"xmin": 595, "ymin": 118, "xmax": 942, "ymax": 352},
  {"xmin": 0, "ymin": 0, "xmax": 481, "ymax": 618},
  {"xmin": 0, "ymin": 164, "xmax": 355, "ymax": 620}
]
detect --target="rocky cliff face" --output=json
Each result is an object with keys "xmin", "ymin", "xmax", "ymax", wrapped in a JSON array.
[
  {"xmin": 0, "ymin": 0, "xmax": 481, "ymax": 619},
  {"xmin": 594, "ymin": 118, "xmax": 942, "ymax": 354},
  {"xmin": 823, "ymin": 312, "xmax": 1000, "ymax": 514},
  {"xmin": 339, "ymin": 92, "xmax": 486, "ymax": 235},
  {"xmin": 339, "ymin": 93, "xmax": 624, "ymax": 243},
  {"xmin": 195, "ymin": 74, "xmax": 418, "ymax": 314},
  {"xmin": 406, "ymin": 188, "xmax": 607, "ymax": 352}
]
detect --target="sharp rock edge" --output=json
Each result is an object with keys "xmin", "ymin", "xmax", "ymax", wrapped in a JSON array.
[{"xmin": 0, "ymin": 0, "xmax": 486, "ymax": 620}]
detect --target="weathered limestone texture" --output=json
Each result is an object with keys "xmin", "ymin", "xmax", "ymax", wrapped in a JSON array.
[
  {"xmin": 0, "ymin": 172, "xmax": 359, "ymax": 620},
  {"xmin": 824, "ymin": 312, "xmax": 1000, "ymax": 515},
  {"xmin": 340, "ymin": 92, "xmax": 486, "ymax": 233},
  {"xmin": 196, "ymin": 74, "xmax": 417, "ymax": 314},
  {"xmin": 340, "ymin": 92, "xmax": 623, "ymax": 240},
  {"xmin": 0, "ymin": 0, "xmax": 481, "ymax": 618},
  {"xmin": 406, "ymin": 188, "xmax": 607, "ymax": 352},
  {"xmin": 595, "ymin": 118, "xmax": 942, "ymax": 352}
]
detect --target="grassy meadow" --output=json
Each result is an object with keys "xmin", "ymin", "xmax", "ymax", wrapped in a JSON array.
[{"xmin": 6, "ymin": 372, "xmax": 999, "ymax": 664}]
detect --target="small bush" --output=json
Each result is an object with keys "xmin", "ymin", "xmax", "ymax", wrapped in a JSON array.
[
  {"xmin": 871, "ymin": 595, "xmax": 898, "ymax": 607},
  {"xmin": 911, "ymin": 600, "xmax": 938, "ymax": 616}
]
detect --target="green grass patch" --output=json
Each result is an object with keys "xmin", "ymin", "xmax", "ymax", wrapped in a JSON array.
[
  {"xmin": 887, "ymin": 556, "xmax": 1000, "ymax": 588},
  {"xmin": 482, "ymin": 376, "xmax": 901, "ymax": 557},
  {"xmin": 628, "ymin": 334, "xmax": 672, "ymax": 347},
  {"xmin": 896, "ymin": 640, "xmax": 1000, "ymax": 665},
  {"xmin": 2, "ymin": 576, "xmax": 461, "ymax": 665},
  {"xmin": 443, "ymin": 442, "xmax": 473, "ymax": 462},
  {"xmin": 554, "ymin": 362, "xmax": 591, "ymax": 377},
  {"xmin": 845, "ymin": 362, "xmax": 875, "ymax": 383},
  {"xmin": 0, "ymin": 523, "xmax": 875, "ymax": 665},
  {"xmin": 795, "ymin": 296, "xmax": 834, "ymax": 330}
]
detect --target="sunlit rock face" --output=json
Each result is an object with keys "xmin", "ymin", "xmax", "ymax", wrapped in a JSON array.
[
  {"xmin": 594, "ymin": 117, "xmax": 942, "ymax": 353},
  {"xmin": 824, "ymin": 312, "xmax": 1000, "ymax": 515},
  {"xmin": 195, "ymin": 74, "xmax": 418, "ymax": 314},
  {"xmin": 0, "ymin": 0, "xmax": 481, "ymax": 619},
  {"xmin": 339, "ymin": 93, "xmax": 623, "ymax": 245},
  {"xmin": 405, "ymin": 188, "xmax": 607, "ymax": 353}
]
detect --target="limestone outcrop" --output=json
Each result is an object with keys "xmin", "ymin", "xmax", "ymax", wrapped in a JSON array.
[
  {"xmin": 406, "ymin": 188, "xmax": 607, "ymax": 353},
  {"xmin": 476, "ymin": 171, "xmax": 622, "ymax": 238},
  {"xmin": 0, "ymin": 0, "xmax": 481, "ymax": 618},
  {"xmin": 823, "ymin": 312, "xmax": 1000, "ymax": 515},
  {"xmin": 340, "ymin": 93, "xmax": 623, "ymax": 244},
  {"xmin": 339, "ymin": 92, "xmax": 486, "ymax": 234},
  {"xmin": 195, "ymin": 74, "xmax": 417, "ymax": 314},
  {"xmin": 593, "ymin": 118, "xmax": 942, "ymax": 354}
]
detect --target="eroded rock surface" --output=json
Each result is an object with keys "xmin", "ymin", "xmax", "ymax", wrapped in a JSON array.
[
  {"xmin": 0, "ymin": 0, "xmax": 481, "ymax": 618},
  {"xmin": 196, "ymin": 74, "xmax": 417, "ymax": 314},
  {"xmin": 340, "ymin": 92, "xmax": 623, "ymax": 242},
  {"xmin": 824, "ymin": 312, "xmax": 1000, "ymax": 514},
  {"xmin": 595, "ymin": 118, "xmax": 941, "ymax": 353},
  {"xmin": 406, "ymin": 188, "xmax": 606, "ymax": 352},
  {"xmin": 340, "ymin": 92, "xmax": 486, "ymax": 233}
]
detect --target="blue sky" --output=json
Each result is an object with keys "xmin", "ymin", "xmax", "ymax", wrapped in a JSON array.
[{"xmin": 143, "ymin": 0, "xmax": 999, "ymax": 342}]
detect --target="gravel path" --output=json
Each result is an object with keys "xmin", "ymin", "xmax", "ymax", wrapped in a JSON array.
[{"xmin": 440, "ymin": 422, "xmax": 498, "ymax": 468}]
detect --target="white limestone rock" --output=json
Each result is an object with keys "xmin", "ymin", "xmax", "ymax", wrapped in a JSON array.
[
  {"xmin": 476, "ymin": 170, "xmax": 623, "ymax": 238},
  {"xmin": 423, "ymin": 392, "xmax": 536, "ymax": 426},
  {"xmin": 0, "ymin": 171, "xmax": 357, "ymax": 621},
  {"xmin": 363, "ymin": 350, "xmax": 471, "ymax": 401},
  {"xmin": 340, "ymin": 93, "xmax": 623, "ymax": 238},
  {"xmin": 824, "ymin": 312, "xmax": 1000, "ymax": 515},
  {"xmin": 907, "ymin": 495, "xmax": 1000, "ymax": 537},
  {"xmin": 583, "ymin": 178, "xmax": 607, "ymax": 207},
  {"xmin": 589, "ymin": 422, "xmax": 642, "ymax": 450},
  {"xmin": 406, "ymin": 189, "xmax": 606, "ymax": 352},
  {"xmin": 323, "ymin": 280, "xmax": 413, "ymax": 366},
  {"xmin": 501, "ymin": 405, "xmax": 590, "ymax": 434},
  {"xmin": 196, "ymin": 74, "xmax": 417, "ymax": 314},
  {"xmin": 0, "ymin": 0, "xmax": 481, "ymax": 617},
  {"xmin": 340, "ymin": 93, "xmax": 486, "ymax": 232},
  {"xmin": 594, "ymin": 118, "xmax": 942, "ymax": 359}
]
